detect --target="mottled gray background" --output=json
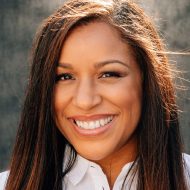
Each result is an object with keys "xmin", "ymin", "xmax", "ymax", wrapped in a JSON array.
[{"xmin": 0, "ymin": 0, "xmax": 189, "ymax": 172}]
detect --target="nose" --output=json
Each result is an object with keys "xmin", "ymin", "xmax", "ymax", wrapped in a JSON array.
[{"xmin": 72, "ymin": 78, "xmax": 102, "ymax": 110}]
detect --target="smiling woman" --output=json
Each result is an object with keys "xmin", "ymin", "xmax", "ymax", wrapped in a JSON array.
[
  {"xmin": 0, "ymin": 0, "xmax": 190, "ymax": 190},
  {"xmin": 54, "ymin": 22, "xmax": 142, "ymax": 166}
]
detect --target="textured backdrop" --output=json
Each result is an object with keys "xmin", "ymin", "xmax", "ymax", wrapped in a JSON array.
[{"xmin": 0, "ymin": 0, "xmax": 190, "ymax": 171}]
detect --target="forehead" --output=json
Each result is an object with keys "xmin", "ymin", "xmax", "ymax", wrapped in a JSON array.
[
  {"xmin": 59, "ymin": 21, "xmax": 136, "ymax": 67},
  {"xmin": 67, "ymin": 20, "xmax": 121, "ymax": 40}
]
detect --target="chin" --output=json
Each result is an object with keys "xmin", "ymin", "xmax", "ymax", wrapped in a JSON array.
[
  {"xmin": 81, "ymin": 153, "xmax": 107, "ymax": 161},
  {"xmin": 76, "ymin": 146, "xmax": 112, "ymax": 161}
]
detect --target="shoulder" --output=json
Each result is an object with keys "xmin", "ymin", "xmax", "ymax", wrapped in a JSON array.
[
  {"xmin": 183, "ymin": 153, "xmax": 190, "ymax": 169},
  {"xmin": 183, "ymin": 153, "xmax": 190, "ymax": 188},
  {"xmin": 0, "ymin": 171, "xmax": 9, "ymax": 190}
]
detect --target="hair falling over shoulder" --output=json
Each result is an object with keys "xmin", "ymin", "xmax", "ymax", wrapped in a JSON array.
[{"xmin": 5, "ymin": 0, "xmax": 188, "ymax": 189}]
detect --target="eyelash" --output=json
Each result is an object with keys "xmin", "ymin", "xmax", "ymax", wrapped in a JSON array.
[
  {"xmin": 55, "ymin": 73, "xmax": 74, "ymax": 82},
  {"xmin": 99, "ymin": 71, "xmax": 122, "ymax": 78},
  {"xmin": 55, "ymin": 71, "xmax": 123, "ymax": 82}
]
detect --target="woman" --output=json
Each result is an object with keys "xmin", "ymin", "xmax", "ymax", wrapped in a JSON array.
[{"xmin": 0, "ymin": 0, "xmax": 190, "ymax": 189}]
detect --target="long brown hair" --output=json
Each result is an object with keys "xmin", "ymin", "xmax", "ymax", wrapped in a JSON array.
[{"xmin": 6, "ymin": 0, "xmax": 188, "ymax": 189}]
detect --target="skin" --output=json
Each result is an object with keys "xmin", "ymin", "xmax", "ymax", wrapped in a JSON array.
[{"xmin": 54, "ymin": 21, "xmax": 142, "ymax": 188}]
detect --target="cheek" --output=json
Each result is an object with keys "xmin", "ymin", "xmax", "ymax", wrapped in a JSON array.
[
  {"xmin": 54, "ymin": 85, "xmax": 70, "ymax": 113},
  {"xmin": 123, "ymin": 77, "xmax": 142, "ymax": 106},
  {"xmin": 53, "ymin": 87, "xmax": 68, "ymax": 129},
  {"xmin": 101, "ymin": 79, "xmax": 142, "ymax": 110},
  {"xmin": 103, "ymin": 79, "xmax": 142, "ymax": 132},
  {"xmin": 122, "ymin": 83, "xmax": 142, "ymax": 119},
  {"xmin": 53, "ymin": 86, "xmax": 76, "ymax": 139}
]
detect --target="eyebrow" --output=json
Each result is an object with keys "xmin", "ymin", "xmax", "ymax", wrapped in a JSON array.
[
  {"xmin": 95, "ymin": 60, "xmax": 129, "ymax": 69},
  {"xmin": 58, "ymin": 59, "xmax": 130, "ymax": 69}
]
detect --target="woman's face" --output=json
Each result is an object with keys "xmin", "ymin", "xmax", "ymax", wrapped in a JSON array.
[{"xmin": 54, "ymin": 21, "xmax": 142, "ymax": 161}]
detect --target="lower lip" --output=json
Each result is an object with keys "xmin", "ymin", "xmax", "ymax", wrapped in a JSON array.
[{"xmin": 71, "ymin": 117, "xmax": 116, "ymax": 136}]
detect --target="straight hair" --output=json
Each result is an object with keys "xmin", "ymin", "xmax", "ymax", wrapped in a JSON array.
[{"xmin": 6, "ymin": 0, "xmax": 188, "ymax": 189}]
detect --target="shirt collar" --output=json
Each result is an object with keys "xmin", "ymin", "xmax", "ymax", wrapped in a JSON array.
[
  {"xmin": 63, "ymin": 146, "xmax": 90, "ymax": 186},
  {"xmin": 63, "ymin": 146, "xmax": 136, "ymax": 186},
  {"xmin": 66, "ymin": 154, "xmax": 89, "ymax": 186}
]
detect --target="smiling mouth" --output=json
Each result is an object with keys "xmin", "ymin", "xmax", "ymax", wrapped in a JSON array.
[{"xmin": 72, "ymin": 116, "xmax": 114, "ymax": 130}]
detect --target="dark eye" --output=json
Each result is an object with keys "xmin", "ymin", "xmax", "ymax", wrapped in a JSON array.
[
  {"xmin": 55, "ymin": 73, "xmax": 74, "ymax": 82},
  {"xmin": 100, "ymin": 71, "xmax": 122, "ymax": 78}
]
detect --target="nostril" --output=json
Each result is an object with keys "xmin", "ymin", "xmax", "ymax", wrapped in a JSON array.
[{"xmin": 73, "ymin": 92, "xmax": 102, "ymax": 110}]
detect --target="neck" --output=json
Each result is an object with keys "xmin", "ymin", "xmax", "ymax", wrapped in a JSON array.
[{"xmin": 95, "ymin": 136, "xmax": 137, "ymax": 189}]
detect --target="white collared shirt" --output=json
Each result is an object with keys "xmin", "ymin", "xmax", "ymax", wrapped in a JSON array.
[
  {"xmin": 63, "ymin": 155, "xmax": 138, "ymax": 190},
  {"xmin": 1, "ymin": 154, "xmax": 190, "ymax": 190}
]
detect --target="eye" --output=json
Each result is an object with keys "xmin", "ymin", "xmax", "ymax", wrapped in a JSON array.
[
  {"xmin": 100, "ymin": 71, "xmax": 122, "ymax": 78},
  {"xmin": 55, "ymin": 73, "xmax": 75, "ymax": 82}
]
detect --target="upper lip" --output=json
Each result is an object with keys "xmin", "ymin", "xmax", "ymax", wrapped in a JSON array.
[{"xmin": 68, "ymin": 114, "xmax": 116, "ymax": 121}]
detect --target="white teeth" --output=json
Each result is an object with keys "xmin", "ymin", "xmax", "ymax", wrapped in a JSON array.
[
  {"xmin": 76, "ymin": 121, "xmax": 81, "ymax": 127},
  {"xmin": 95, "ymin": 120, "xmax": 99, "ymax": 128},
  {"xmin": 100, "ymin": 119, "xmax": 105, "ymax": 126},
  {"xmin": 89, "ymin": 121, "xmax": 95, "ymax": 129},
  {"xmin": 74, "ymin": 116, "xmax": 113, "ymax": 130},
  {"xmin": 83, "ymin": 122, "xmax": 88, "ymax": 129}
]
